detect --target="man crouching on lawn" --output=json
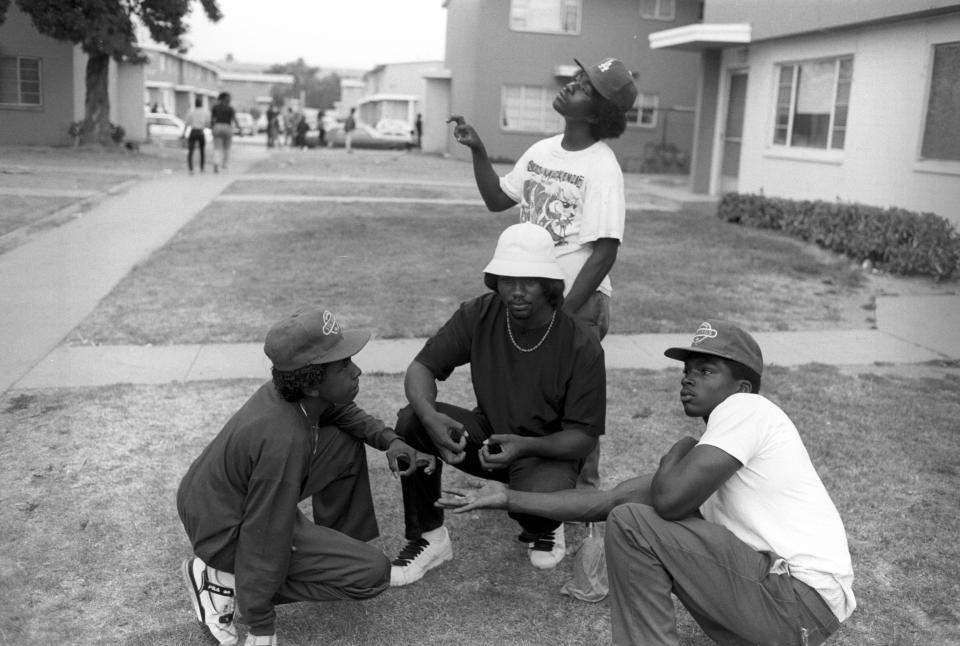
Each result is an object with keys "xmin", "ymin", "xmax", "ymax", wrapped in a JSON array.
[
  {"xmin": 177, "ymin": 306, "xmax": 434, "ymax": 646},
  {"xmin": 437, "ymin": 319, "xmax": 856, "ymax": 645}
]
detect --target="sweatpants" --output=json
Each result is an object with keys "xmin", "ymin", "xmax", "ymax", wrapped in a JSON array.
[
  {"xmin": 605, "ymin": 503, "xmax": 840, "ymax": 646},
  {"xmin": 395, "ymin": 402, "xmax": 580, "ymax": 540}
]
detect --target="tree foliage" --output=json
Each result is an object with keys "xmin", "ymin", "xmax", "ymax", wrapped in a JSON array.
[
  {"xmin": 0, "ymin": 0, "xmax": 222, "ymax": 144},
  {"xmin": 267, "ymin": 59, "xmax": 341, "ymax": 111}
]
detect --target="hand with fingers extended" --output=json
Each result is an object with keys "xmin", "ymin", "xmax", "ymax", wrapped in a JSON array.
[
  {"xmin": 446, "ymin": 114, "xmax": 483, "ymax": 150},
  {"xmin": 386, "ymin": 438, "xmax": 437, "ymax": 478},
  {"xmin": 478, "ymin": 434, "xmax": 520, "ymax": 471},
  {"xmin": 421, "ymin": 409, "xmax": 468, "ymax": 465},
  {"xmin": 435, "ymin": 480, "xmax": 509, "ymax": 513}
]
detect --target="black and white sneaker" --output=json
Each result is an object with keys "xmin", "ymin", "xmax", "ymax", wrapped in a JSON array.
[
  {"xmin": 390, "ymin": 527, "xmax": 453, "ymax": 586},
  {"xmin": 528, "ymin": 524, "xmax": 566, "ymax": 569},
  {"xmin": 182, "ymin": 557, "xmax": 238, "ymax": 646}
]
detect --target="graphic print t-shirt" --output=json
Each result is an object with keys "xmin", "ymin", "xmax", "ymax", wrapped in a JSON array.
[{"xmin": 500, "ymin": 135, "xmax": 625, "ymax": 296}]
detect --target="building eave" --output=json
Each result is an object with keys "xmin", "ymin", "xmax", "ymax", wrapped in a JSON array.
[{"xmin": 649, "ymin": 23, "xmax": 751, "ymax": 51}]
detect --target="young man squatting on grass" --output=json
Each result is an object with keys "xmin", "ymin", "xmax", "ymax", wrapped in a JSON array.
[{"xmin": 438, "ymin": 320, "xmax": 856, "ymax": 645}]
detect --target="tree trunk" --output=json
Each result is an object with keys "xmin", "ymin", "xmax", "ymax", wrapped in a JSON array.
[{"xmin": 81, "ymin": 52, "xmax": 112, "ymax": 146}]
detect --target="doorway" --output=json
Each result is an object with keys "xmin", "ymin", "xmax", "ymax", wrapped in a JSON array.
[{"xmin": 719, "ymin": 71, "xmax": 748, "ymax": 193}]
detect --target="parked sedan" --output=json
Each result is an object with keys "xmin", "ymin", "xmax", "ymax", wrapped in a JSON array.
[
  {"xmin": 323, "ymin": 123, "xmax": 413, "ymax": 150},
  {"xmin": 234, "ymin": 112, "xmax": 255, "ymax": 136},
  {"xmin": 146, "ymin": 112, "xmax": 211, "ymax": 145}
]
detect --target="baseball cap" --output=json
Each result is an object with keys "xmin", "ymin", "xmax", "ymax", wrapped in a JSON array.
[
  {"xmin": 574, "ymin": 57, "xmax": 638, "ymax": 113},
  {"xmin": 264, "ymin": 307, "xmax": 370, "ymax": 371},
  {"xmin": 483, "ymin": 222, "xmax": 565, "ymax": 283},
  {"xmin": 664, "ymin": 319, "xmax": 763, "ymax": 376}
]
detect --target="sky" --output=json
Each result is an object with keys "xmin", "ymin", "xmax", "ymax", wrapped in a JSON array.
[{"xmin": 183, "ymin": 0, "xmax": 448, "ymax": 70}]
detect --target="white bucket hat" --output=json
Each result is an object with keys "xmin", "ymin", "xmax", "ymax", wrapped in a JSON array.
[{"xmin": 483, "ymin": 222, "xmax": 565, "ymax": 281}]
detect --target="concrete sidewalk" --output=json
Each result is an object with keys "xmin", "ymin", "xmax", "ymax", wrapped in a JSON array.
[
  {"xmin": 2, "ymin": 145, "xmax": 958, "ymax": 393},
  {"xmin": 12, "ymin": 300, "xmax": 959, "ymax": 388}
]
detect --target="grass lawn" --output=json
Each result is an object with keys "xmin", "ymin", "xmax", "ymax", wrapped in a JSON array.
[
  {"xmin": 67, "ymin": 198, "xmax": 890, "ymax": 346},
  {"xmin": 2, "ymin": 365, "xmax": 958, "ymax": 645}
]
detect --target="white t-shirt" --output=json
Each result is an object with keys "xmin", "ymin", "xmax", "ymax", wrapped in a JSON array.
[
  {"xmin": 500, "ymin": 135, "xmax": 625, "ymax": 297},
  {"xmin": 184, "ymin": 107, "xmax": 211, "ymax": 130},
  {"xmin": 699, "ymin": 393, "xmax": 857, "ymax": 622}
]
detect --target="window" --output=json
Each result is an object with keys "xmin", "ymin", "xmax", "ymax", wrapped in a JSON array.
[
  {"xmin": 640, "ymin": 0, "xmax": 675, "ymax": 21},
  {"xmin": 921, "ymin": 41, "xmax": 960, "ymax": 162},
  {"xmin": 501, "ymin": 85, "xmax": 564, "ymax": 134},
  {"xmin": 0, "ymin": 56, "xmax": 41, "ymax": 106},
  {"xmin": 510, "ymin": 0, "xmax": 581, "ymax": 35},
  {"xmin": 627, "ymin": 93, "xmax": 659, "ymax": 128},
  {"xmin": 773, "ymin": 57, "xmax": 851, "ymax": 149}
]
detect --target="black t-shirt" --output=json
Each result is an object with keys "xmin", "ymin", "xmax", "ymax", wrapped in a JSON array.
[
  {"xmin": 415, "ymin": 293, "xmax": 605, "ymax": 438},
  {"xmin": 211, "ymin": 103, "xmax": 235, "ymax": 125}
]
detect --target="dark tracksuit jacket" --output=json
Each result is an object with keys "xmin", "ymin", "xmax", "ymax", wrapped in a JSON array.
[{"xmin": 176, "ymin": 382, "xmax": 398, "ymax": 635}]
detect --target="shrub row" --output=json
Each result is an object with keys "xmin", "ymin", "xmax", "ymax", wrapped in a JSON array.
[{"xmin": 717, "ymin": 193, "xmax": 960, "ymax": 280}]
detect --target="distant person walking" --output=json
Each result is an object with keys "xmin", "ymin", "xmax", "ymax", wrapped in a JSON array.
[
  {"xmin": 344, "ymin": 108, "xmax": 357, "ymax": 153},
  {"xmin": 415, "ymin": 113, "xmax": 423, "ymax": 148},
  {"xmin": 182, "ymin": 97, "xmax": 211, "ymax": 174},
  {"xmin": 295, "ymin": 112, "xmax": 310, "ymax": 150},
  {"xmin": 283, "ymin": 108, "xmax": 295, "ymax": 147},
  {"xmin": 211, "ymin": 92, "xmax": 240, "ymax": 173},
  {"xmin": 266, "ymin": 105, "xmax": 280, "ymax": 148}
]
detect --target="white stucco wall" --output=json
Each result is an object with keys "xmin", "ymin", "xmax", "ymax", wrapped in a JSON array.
[{"xmin": 728, "ymin": 14, "xmax": 960, "ymax": 224}]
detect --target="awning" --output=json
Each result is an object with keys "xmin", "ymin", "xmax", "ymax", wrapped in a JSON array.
[{"xmin": 649, "ymin": 23, "xmax": 751, "ymax": 51}]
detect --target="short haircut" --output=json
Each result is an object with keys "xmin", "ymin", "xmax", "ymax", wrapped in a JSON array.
[
  {"xmin": 217, "ymin": 92, "xmax": 230, "ymax": 102},
  {"xmin": 483, "ymin": 273, "xmax": 565, "ymax": 308},
  {"xmin": 589, "ymin": 95, "xmax": 628, "ymax": 140},
  {"xmin": 722, "ymin": 357, "xmax": 762, "ymax": 394},
  {"xmin": 271, "ymin": 364, "xmax": 325, "ymax": 402},
  {"xmin": 194, "ymin": 97, "xmax": 203, "ymax": 107}
]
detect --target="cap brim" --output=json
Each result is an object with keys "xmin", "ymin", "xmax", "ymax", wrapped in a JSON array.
[
  {"xmin": 664, "ymin": 346, "xmax": 733, "ymax": 364},
  {"xmin": 309, "ymin": 329, "xmax": 371, "ymax": 365}
]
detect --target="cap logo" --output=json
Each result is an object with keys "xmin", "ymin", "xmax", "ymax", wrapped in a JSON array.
[
  {"xmin": 692, "ymin": 322, "xmax": 718, "ymax": 345},
  {"xmin": 322, "ymin": 310, "xmax": 341, "ymax": 336},
  {"xmin": 597, "ymin": 59, "xmax": 615, "ymax": 72}
]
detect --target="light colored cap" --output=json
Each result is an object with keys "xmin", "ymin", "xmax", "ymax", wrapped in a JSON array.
[{"xmin": 482, "ymin": 222, "xmax": 565, "ymax": 281}]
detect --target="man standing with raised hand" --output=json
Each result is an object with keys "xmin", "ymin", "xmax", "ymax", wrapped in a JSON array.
[
  {"xmin": 388, "ymin": 223, "xmax": 606, "ymax": 587},
  {"xmin": 449, "ymin": 56, "xmax": 638, "ymax": 490}
]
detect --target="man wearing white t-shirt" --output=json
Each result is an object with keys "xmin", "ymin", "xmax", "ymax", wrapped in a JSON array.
[
  {"xmin": 436, "ymin": 319, "xmax": 856, "ymax": 645},
  {"xmin": 449, "ymin": 56, "xmax": 638, "ymax": 490}
]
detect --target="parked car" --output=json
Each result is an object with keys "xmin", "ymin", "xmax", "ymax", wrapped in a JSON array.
[
  {"xmin": 234, "ymin": 112, "xmax": 255, "ymax": 136},
  {"xmin": 146, "ymin": 112, "xmax": 211, "ymax": 145},
  {"xmin": 323, "ymin": 122, "xmax": 414, "ymax": 150}
]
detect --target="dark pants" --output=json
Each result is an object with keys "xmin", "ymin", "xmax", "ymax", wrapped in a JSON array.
[
  {"xmin": 395, "ymin": 402, "xmax": 580, "ymax": 541},
  {"xmin": 575, "ymin": 291, "xmax": 609, "ymax": 489},
  {"xmin": 605, "ymin": 504, "xmax": 841, "ymax": 646},
  {"xmin": 187, "ymin": 129, "xmax": 205, "ymax": 171},
  {"xmin": 187, "ymin": 425, "xmax": 389, "ymax": 605}
]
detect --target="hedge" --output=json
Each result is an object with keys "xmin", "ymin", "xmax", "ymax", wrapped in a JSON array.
[{"xmin": 717, "ymin": 193, "xmax": 960, "ymax": 281}]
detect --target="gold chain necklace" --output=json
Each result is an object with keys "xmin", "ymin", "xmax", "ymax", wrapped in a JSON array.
[{"xmin": 506, "ymin": 308, "xmax": 557, "ymax": 352}]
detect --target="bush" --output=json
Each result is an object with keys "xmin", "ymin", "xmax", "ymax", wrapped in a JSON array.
[{"xmin": 718, "ymin": 193, "xmax": 960, "ymax": 280}]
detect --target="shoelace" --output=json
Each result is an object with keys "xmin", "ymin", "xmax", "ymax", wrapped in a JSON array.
[
  {"xmin": 392, "ymin": 538, "xmax": 430, "ymax": 565},
  {"xmin": 531, "ymin": 532, "xmax": 556, "ymax": 552}
]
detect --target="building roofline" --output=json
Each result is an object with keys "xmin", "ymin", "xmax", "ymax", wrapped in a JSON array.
[{"xmin": 649, "ymin": 23, "xmax": 751, "ymax": 51}]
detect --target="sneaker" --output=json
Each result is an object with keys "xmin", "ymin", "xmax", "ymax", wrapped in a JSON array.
[
  {"xmin": 181, "ymin": 557, "xmax": 238, "ymax": 646},
  {"xmin": 528, "ymin": 524, "xmax": 566, "ymax": 569},
  {"xmin": 390, "ymin": 527, "xmax": 453, "ymax": 587}
]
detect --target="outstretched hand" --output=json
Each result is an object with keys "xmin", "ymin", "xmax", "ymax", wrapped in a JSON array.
[
  {"xmin": 446, "ymin": 114, "xmax": 482, "ymax": 149},
  {"xmin": 386, "ymin": 439, "xmax": 436, "ymax": 478},
  {"xmin": 435, "ymin": 480, "xmax": 509, "ymax": 513}
]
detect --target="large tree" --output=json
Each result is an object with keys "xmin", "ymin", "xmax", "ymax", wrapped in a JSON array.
[{"xmin": 0, "ymin": 0, "xmax": 222, "ymax": 145}]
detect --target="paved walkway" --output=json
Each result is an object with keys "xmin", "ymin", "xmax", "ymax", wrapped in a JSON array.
[{"xmin": 1, "ymin": 145, "xmax": 958, "ymax": 393}]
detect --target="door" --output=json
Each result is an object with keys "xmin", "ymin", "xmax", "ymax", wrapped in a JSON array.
[{"xmin": 719, "ymin": 71, "xmax": 748, "ymax": 193}]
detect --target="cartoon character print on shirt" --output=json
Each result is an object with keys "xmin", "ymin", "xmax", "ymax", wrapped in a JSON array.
[{"xmin": 518, "ymin": 160, "xmax": 585, "ymax": 247}]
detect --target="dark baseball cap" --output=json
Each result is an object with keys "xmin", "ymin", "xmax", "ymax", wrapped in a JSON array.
[
  {"xmin": 664, "ymin": 319, "xmax": 763, "ymax": 376},
  {"xmin": 264, "ymin": 307, "xmax": 370, "ymax": 371},
  {"xmin": 574, "ymin": 57, "xmax": 639, "ymax": 113}
]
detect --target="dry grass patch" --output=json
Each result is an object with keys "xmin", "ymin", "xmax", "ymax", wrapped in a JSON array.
[{"xmin": 2, "ymin": 365, "xmax": 958, "ymax": 644}]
